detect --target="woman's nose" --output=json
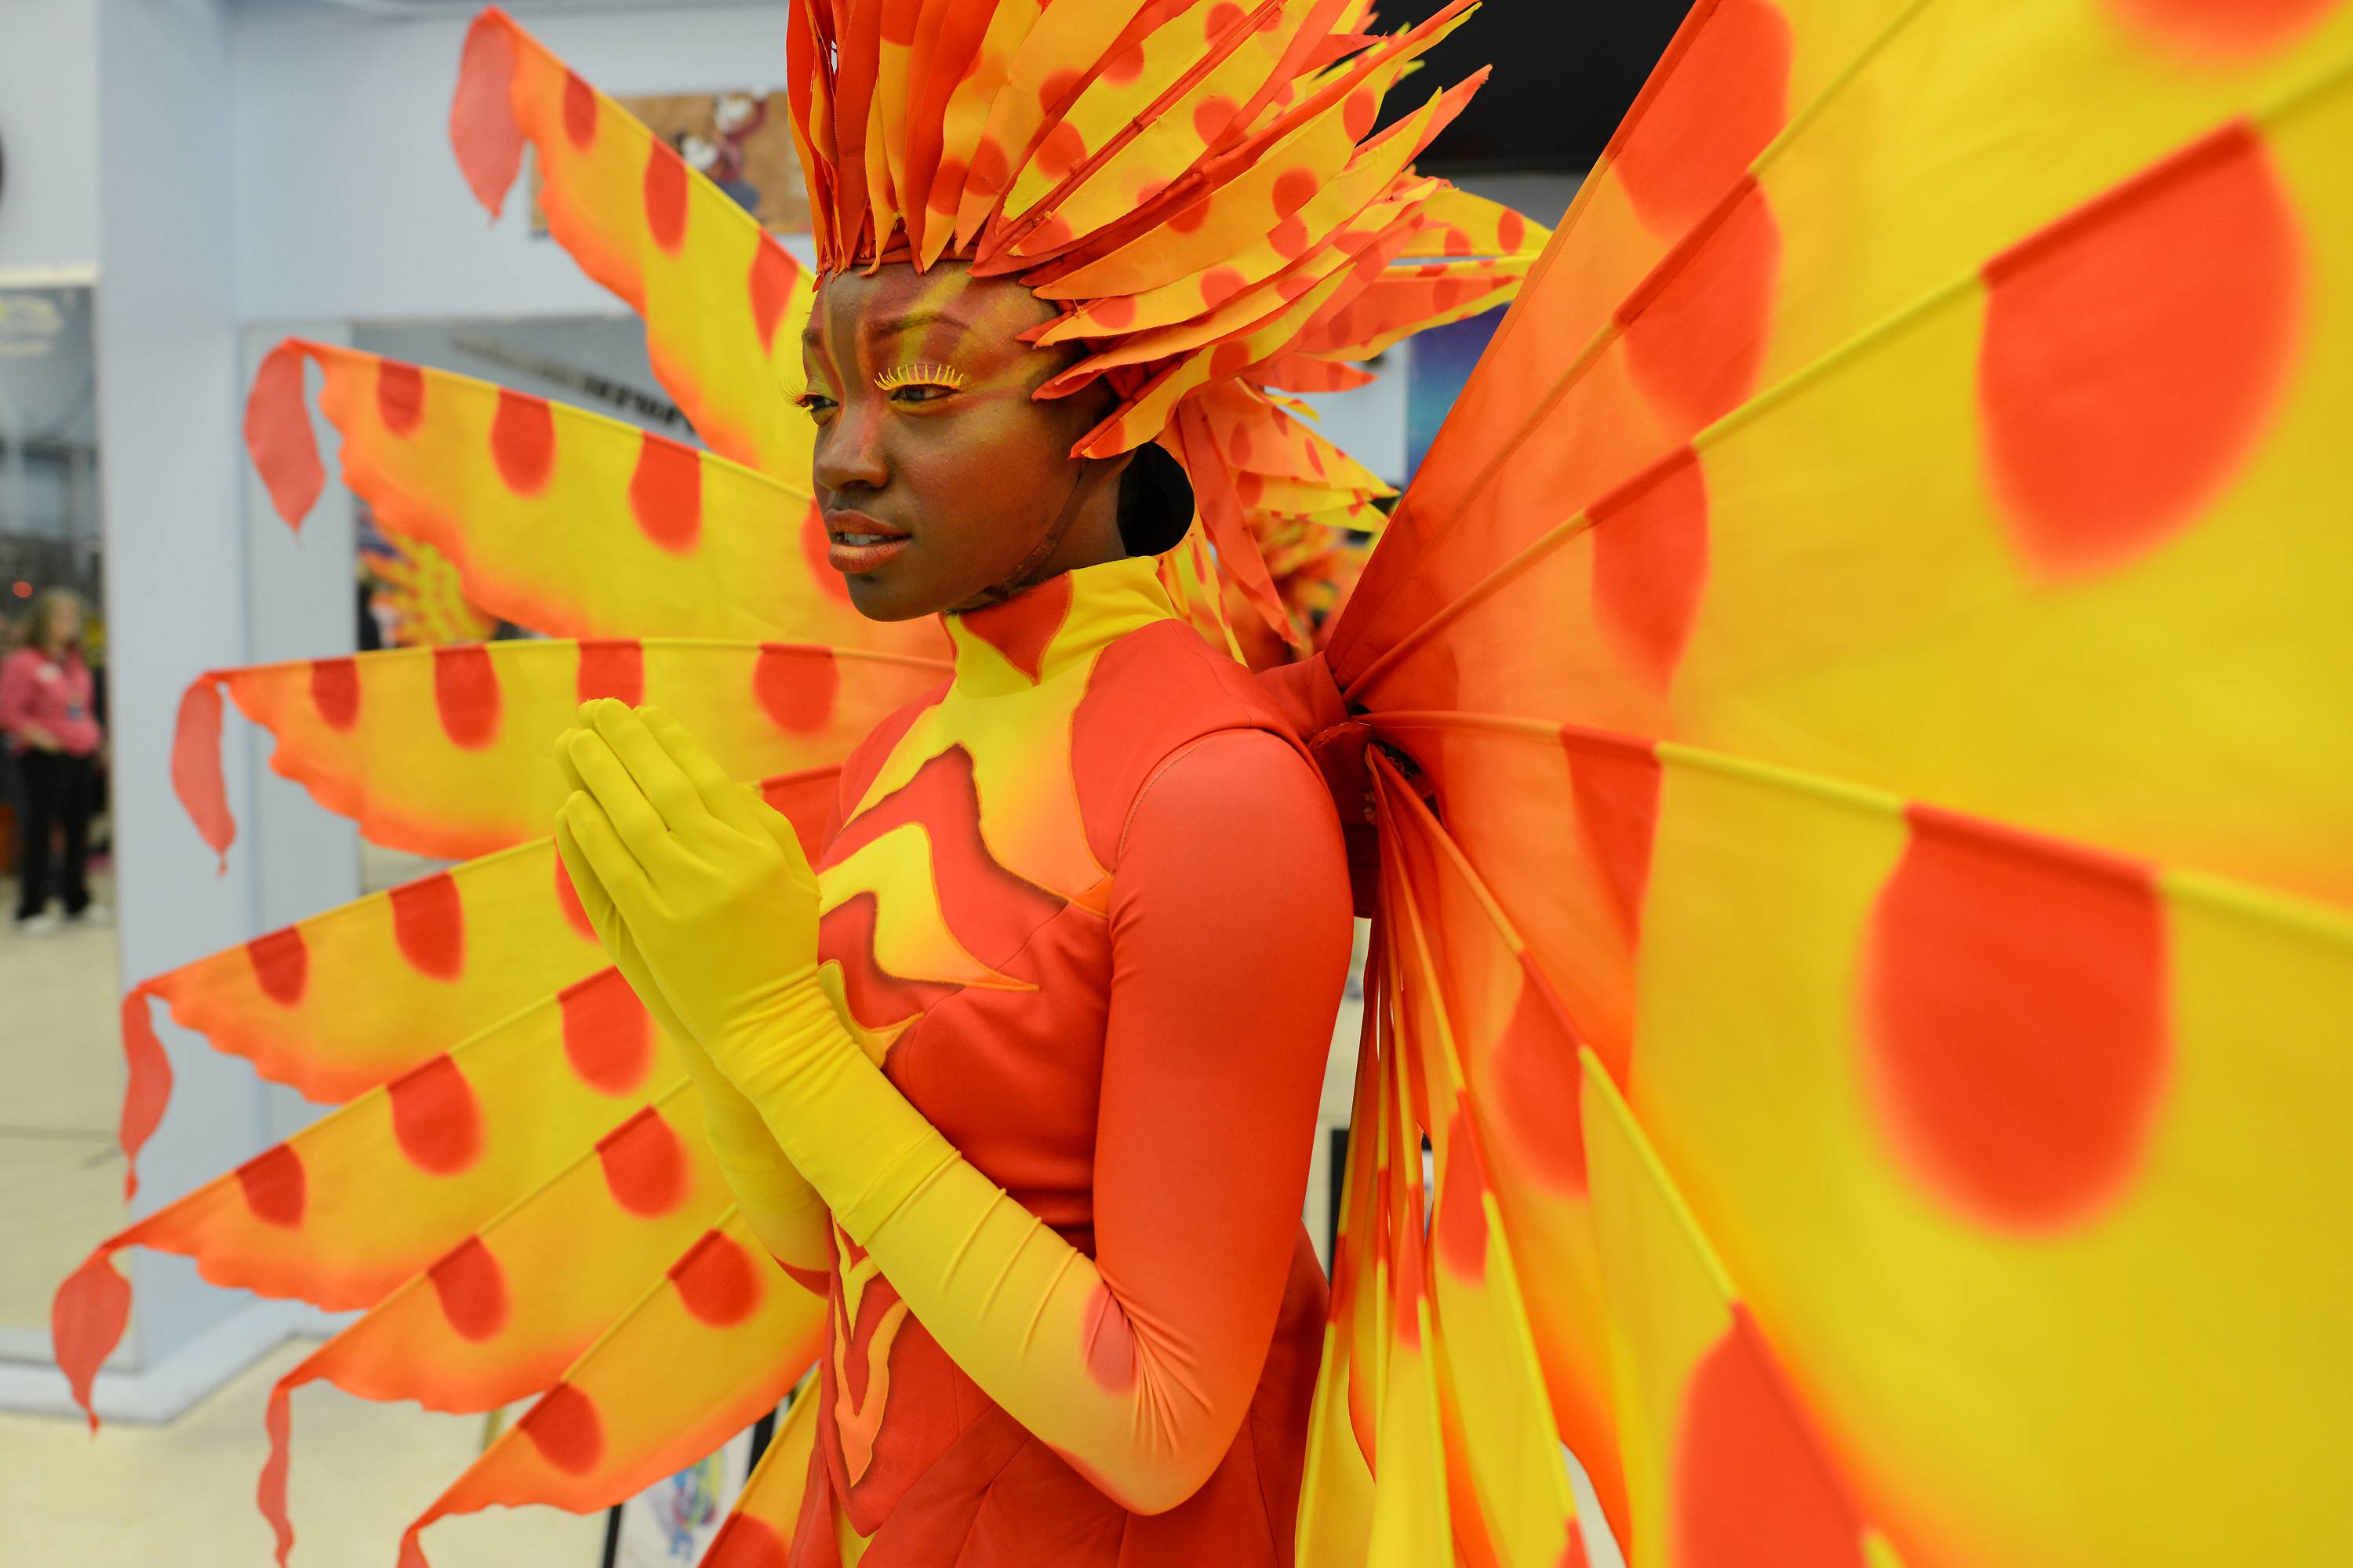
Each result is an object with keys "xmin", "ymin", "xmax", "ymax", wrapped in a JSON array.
[{"xmin": 813, "ymin": 400, "xmax": 889, "ymax": 494}]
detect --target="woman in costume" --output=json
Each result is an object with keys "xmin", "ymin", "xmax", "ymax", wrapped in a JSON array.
[{"xmin": 57, "ymin": 2, "xmax": 2353, "ymax": 1566}]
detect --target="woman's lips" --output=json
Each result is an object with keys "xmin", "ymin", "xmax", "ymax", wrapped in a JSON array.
[{"xmin": 824, "ymin": 508, "xmax": 911, "ymax": 575}]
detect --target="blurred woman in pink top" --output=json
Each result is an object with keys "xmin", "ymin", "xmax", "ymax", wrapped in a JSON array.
[{"xmin": 2, "ymin": 590, "xmax": 105, "ymax": 933}]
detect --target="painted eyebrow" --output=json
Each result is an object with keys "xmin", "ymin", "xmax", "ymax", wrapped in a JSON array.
[{"xmin": 801, "ymin": 306, "xmax": 973, "ymax": 351}]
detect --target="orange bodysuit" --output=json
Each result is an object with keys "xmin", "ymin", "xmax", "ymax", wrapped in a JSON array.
[{"xmin": 722, "ymin": 555, "xmax": 1354, "ymax": 1565}]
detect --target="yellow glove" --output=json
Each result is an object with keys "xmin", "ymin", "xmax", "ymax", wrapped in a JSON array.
[
  {"xmin": 551, "ymin": 700, "xmax": 829, "ymax": 1275},
  {"xmin": 555, "ymin": 699, "xmax": 942, "ymax": 1241}
]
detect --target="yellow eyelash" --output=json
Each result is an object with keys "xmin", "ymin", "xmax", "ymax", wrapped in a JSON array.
[{"xmin": 874, "ymin": 362, "xmax": 969, "ymax": 392}]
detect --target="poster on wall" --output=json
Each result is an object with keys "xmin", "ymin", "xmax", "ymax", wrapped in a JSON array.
[{"xmin": 536, "ymin": 90, "xmax": 812, "ymax": 236}]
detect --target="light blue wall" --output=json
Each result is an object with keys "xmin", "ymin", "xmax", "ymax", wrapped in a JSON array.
[{"xmin": 0, "ymin": 0, "xmax": 100, "ymax": 275}]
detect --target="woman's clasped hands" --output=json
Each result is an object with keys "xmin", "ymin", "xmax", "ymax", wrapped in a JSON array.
[{"xmin": 551, "ymin": 699, "xmax": 841, "ymax": 1112}]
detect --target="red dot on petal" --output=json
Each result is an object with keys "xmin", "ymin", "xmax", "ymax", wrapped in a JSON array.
[
  {"xmin": 1493, "ymin": 973, "xmax": 1587, "ymax": 1190},
  {"xmin": 968, "ymin": 139, "xmax": 1009, "ymax": 197},
  {"xmin": 755, "ymin": 644, "xmax": 840, "ymax": 732},
  {"xmin": 643, "ymin": 143, "xmax": 688, "ymax": 254},
  {"xmin": 1201, "ymin": 267, "xmax": 1247, "ymax": 308},
  {"xmin": 561, "ymin": 71, "xmax": 597, "ymax": 148},
  {"xmin": 1036, "ymin": 121, "xmax": 1087, "ymax": 181},
  {"xmin": 1564, "ymin": 726, "xmax": 1663, "ymax": 941},
  {"xmin": 1028, "ymin": 214, "xmax": 1075, "ymax": 252},
  {"xmin": 1088, "ymin": 293, "xmax": 1136, "ymax": 332},
  {"xmin": 574, "ymin": 638, "xmax": 644, "ymax": 707},
  {"xmin": 748, "ymin": 243, "xmax": 798, "ymax": 349},
  {"xmin": 1979, "ymin": 124, "xmax": 2301, "ymax": 579},
  {"xmin": 235, "ymin": 1146, "xmax": 307, "ymax": 1227},
  {"xmin": 1497, "ymin": 208, "xmax": 1527, "ymax": 253},
  {"xmin": 1192, "ymin": 96, "xmax": 1238, "ymax": 145},
  {"xmin": 1612, "ymin": 0, "xmax": 1791, "ymax": 232},
  {"xmin": 1228, "ymin": 424, "xmax": 1254, "ymax": 464},
  {"xmin": 388, "ymin": 1056, "xmax": 482, "ymax": 1176},
  {"xmin": 627, "ymin": 434, "xmax": 702, "ymax": 553},
  {"xmin": 310, "ymin": 657, "xmax": 360, "ymax": 731},
  {"xmin": 522, "ymin": 1384, "xmax": 603, "ymax": 1475},
  {"xmin": 1617, "ymin": 177, "xmax": 1780, "ymax": 433},
  {"xmin": 2104, "ymin": 0, "xmax": 2337, "ymax": 54},
  {"xmin": 1270, "ymin": 215, "xmax": 1308, "ymax": 259},
  {"xmin": 1671, "ymin": 1310, "xmax": 1865, "ymax": 1568},
  {"xmin": 1081, "ymin": 1281, "xmax": 1136, "ymax": 1392},
  {"xmin": 598, "ymin": 1110, "xmax": 686, "ymax": 1217},
  {"xmin": 1208, "ymin": 2, "xmax": 1246, "ymax": 36},
  {"xmin": 1433, "ymin": 1102, "xmax": 1489, "ymax": 1282},
  {"xmin": 671, "ymin": 1229, "xmax": 762, "ymax": 1326},
  {"xmin": 1102, "ymin": 44, "xmax": 1145, "ymax": 85},
  {"xmin": 1210, "ymin": 340, "xmax": 1253, "ymax": 378},
  {"xmin": 559, "ymin": 971, "xmax": 652, "ymax": 1095},
  {"xmin": 431, "ymin": 645, "xmax": 500, "ymax": 750},
  {"xmin": 1236, "ymin": 471, "xmax": 1264, "ymax": 506},
  {"xmin": 376, "ymin": 361, "xmax": 424, "ymax": 436},
  {"xmin": 489, "ymin": 389, "xmax": 555, "ymax": 495},
  {"xmin": 1169, "ymin": 198, "xmax": 1211, "ymax": 236},
  {"xmin": 247, "ymin": 926, "xmax": 309, "ymax": 1006},
  {"xmin": 1343, "ymin": 89, "xmax": 1376, "ymax": 142},
  {"xmin": 929, "ymin": 155, "xmax": 969, "ymax": 217},
  {"xmin": 429, "ymin": 1237, "xmax": 508, "ymax": 1341},
  {"xmin": 1864, "ymin": 806, "xmax": 2170, "ymax": 1230},
  {"xmin": 1589, "ymin": 446, "xmax": 1710, "ymax": 682},
  {"xmin": 390, "ymin": 871, "xmax": 466, "ymax": 980},
  {"xmin": 1038, "ymin": 67, "xmax": 1082, "ymax": 113},
  {"xmin": 1273, "ymin": 168, "xmax": 1318, "ymax": 218}
]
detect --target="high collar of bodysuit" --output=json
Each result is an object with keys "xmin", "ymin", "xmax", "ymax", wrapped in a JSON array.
[{"xmin": 942, "ymin": 555, "xmax": 1176, "ymax": 697}]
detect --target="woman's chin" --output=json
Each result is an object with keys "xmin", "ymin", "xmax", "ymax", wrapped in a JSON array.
[{"xmin": 843, "ymin": 572, "xmax": 944, "ymax": 623}]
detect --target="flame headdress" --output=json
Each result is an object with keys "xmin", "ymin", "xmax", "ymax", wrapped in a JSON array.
[{"xmin": 55, "ymin": 2, "xmax": 2353, "ymax": 1566}]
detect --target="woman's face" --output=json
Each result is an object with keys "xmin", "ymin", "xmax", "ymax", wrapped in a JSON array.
[
  {"xmin": 43, "ymin": 600, "xmax": 81, "ymax": 651},
  {"xmin": 798, "ymin": 261, "xmax": 1125, "ymax": 620}
]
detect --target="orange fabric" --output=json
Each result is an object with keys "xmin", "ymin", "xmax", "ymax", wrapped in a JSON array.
[{"xmin": 766, "ymin": 562, "xmax": 1352, "ymax": 1563}]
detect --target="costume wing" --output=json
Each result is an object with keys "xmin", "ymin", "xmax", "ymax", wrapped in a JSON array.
[{"xmin": 1311, "ymin": 2, "xmax": 2353, "ymax": 1564}]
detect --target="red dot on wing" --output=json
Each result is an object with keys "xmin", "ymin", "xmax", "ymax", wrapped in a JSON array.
[
  {"xmin": 643, "ymin": 142, "xmax": 689, "ymax": 253},
  {"xmin": 671, "ymin": 1229, "xmax": 762, "ymax": 1326},
  {"xmin": 388, "ymin": 1056, "xmax": 482, "ymax": 1175},
  {"xmin": 1978, "ymin": 123, "xmax": 2302, "ymax": 578},
  {"xmin": 1270, "ymin": 214, "xmax": 1308, "ymax": 259},
  {"xmin": 1588, "ymin": 446, "xmax": 1711, "ymax": 683},
  {"xmin": 246, "ymin": 926, "xmax": 309, "ymax": 1006},
  {"xmin": 801, "ymin": 500, "xmax": 854, "ymax": 604},
  {"xmin": 627, "ymin": 435, "xmax": 702, "ymax": 553},
  {"xmin": 1497, "ymin": 207, "xmax": 1527, "ymax": 253},
  {"xmin": 1617, "ymin": 176, "xmax": 1780, "ymax": 432},
  {"xmin": 574, "ymin": 639, "xmax": 645, "ymax": 708},
  {"xmin": 1273, "ymin": 167, "xmax": 1318, "ymax": 218},
  {"xmin": 1101, "ymin": 43, "xmax": 1145, "ymax": 85},
  {"xmin": 1432, "ymin": 1101, "xmax": 1489, "ymax": 1281},
  {"xmin": 1192, "ymin": 95, "xmax": 1238, "ymax": 146},
  {"xmin": 1611, "ymin": 0, "xmax": 1791, "ymax": 232},
  {"xmin": 235, "ymin": 1145, "xmax": 307, "ymax": 1227},
  {"xmin": 1207, "ymin": 2, "xmax": 1245, "ymax": 36},
  {"xmin": 755, "ymin": 644, "xmax": 841, "ymax": 732},
  {"xmin": 1864, "ymin": 806, "xmax": 2170, "ymax": 1230},
  {"xmin": 310, "ymin": 657, "xmax": 360, "ymax": 731},
  {"xmin": 431, "ymin": 645, "xmax": 500, "ymax": 750},
  {"xmin": 1081, "ymin": 1280, "xmax": 1137, "ymax": 1392},
  {"xmin": 1088, "ymin": 293, "xmax": 1136, "ymax": 332},
  {"xmin": 553, "ymin": 856, "xmax": 597, "ymax": 943},
  {"xmin": 1038, "ymin": 67, "xmax": 1082, "ymax": 113},
  {"xmin": 2103, "ymin": 0, "xmax": 2337, "ymax": 53},
  {"xmin": 376, "ymin": 361, "xmax": 425, "ymax": 437},
  {"xmin": 391, "ymin": 871, "xmax": 466, "ymax": 980},
  {"xmin": 559, "ymin": 970, "xmax": 652, "ymax": 1095},
  {"xmin": 489, "ymin": 388, "xmax": 555, "ymax": 495},
  {"xmin": 429, "ymin": 1237, "xmax": 508, "ymax": 1341},
  {"xmin": 598, "ymin": 1109, "xmax": 687, "ymax": 1216},
  {"xmin": 1169, "ymin": 197, "xmax": 1211, "ymax": 236},
  {"xmin": 1564, "ymin": 726, "xmax": 1664, "ymax": 940},
  {"xmin": 1493, "ymin": 971, "xmax": 1587, "ymax": 1190},
  {"xmin": 1202, "ymin": 266, "xmax": 1247, "ymax": 307},
  {"xmin": 561, "ymin": 71, "xmax": 597, "ymax": 148},
  {"xmin": 521, "ymin": 1384, "xmax": 603, "ymax": 1475},
  {"xmin": 1343, "ymin": 89, "xmax": 1376, "ymax": 142},
  {"xmin": 929, "ymin": 155, "xmax": 969, "ymax": 217},
  {"xmin": 968, "ymin": 137, "xmax": 1009, "ymax": 197},
  {"xmin": 1670, "ymin": 1308, "xmax": 1865, "ymax": 1568},
  {"xmin": 1210, "ymin": 340, "xmax": 1253, "ymax": 378},
  {"xmin": 747, "ymin": 244, "xmax": 797, "ymax": 351}
]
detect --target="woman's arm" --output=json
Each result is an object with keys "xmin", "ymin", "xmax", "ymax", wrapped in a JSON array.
[{"xmin": 555, "ymin": 706, "xmax": 1351, "ymax": 1512}]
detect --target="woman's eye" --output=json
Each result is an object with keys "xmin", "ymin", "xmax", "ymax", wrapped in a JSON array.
[
  {"xmin": 888, "ymin": 382, "xmax": 957, "ymax": 405},
  {"xmin": 793, "ymin": 391, "xmax": 837, "ymax": 420}
]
